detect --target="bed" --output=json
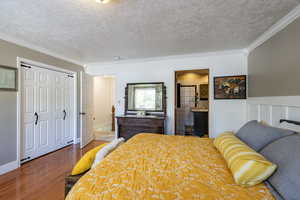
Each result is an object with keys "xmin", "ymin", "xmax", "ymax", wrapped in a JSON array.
[{"xmin": 66, "ymin": 133, "xmax": 274, "ymax": 200}]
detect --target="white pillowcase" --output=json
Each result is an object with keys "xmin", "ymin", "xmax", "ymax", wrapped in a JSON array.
[
  {"xmin": 278, "ymin": 121, "xmax": 300, "ymax": 133},
  {"xmin": 92, "ymin": 137, "xmax": 124, "ymax": 168}
]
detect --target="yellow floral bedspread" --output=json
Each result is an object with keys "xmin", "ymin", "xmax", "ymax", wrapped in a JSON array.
[{"xmin": 66, "ymin": 133, "xmax": 274, "ymax": 200}]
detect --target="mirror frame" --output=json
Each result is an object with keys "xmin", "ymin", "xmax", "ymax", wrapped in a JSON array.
[{"xmin": 125, "ymin": 82, "xmax": 166, "ymax": 116}]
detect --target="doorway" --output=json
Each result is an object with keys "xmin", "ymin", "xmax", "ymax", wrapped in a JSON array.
[
  {"xmin": 175, "ymin": 69, "xmax": 209, "ymax": 137},
  {"xmin": 93, "ymin": 75, "xmax": 116, "ymax": 141}
]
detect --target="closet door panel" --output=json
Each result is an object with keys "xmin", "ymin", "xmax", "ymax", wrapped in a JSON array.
[
  {"xmin": 23, "ymin": 122, "xmax": 35, "ymax": 157},
  {"xmin": 55, "ymin": 119, "xmax": 64, "ymax": 146},
  {"xmin": 35, "ymin": 68, "xmax": 54, "ymax": 155},
  {"xmin": 21, "ymin": 68, "xmax": 37, "ymax": 160},
  {"xmin": 63, "ymin": 76, "xmax": 74, "ymax": 144},
  {"xmin": 54, "ymin": 72, "xmax": 67, "ymax": 147},
  {"xmin": 39, "ymin": 121, "xmax": 49, "ymax": 148}
]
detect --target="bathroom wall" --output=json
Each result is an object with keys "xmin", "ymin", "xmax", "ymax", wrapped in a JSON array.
[
  {"xmin": 93, "ymin": 76, "xmax": 116, "ymax": 132},
  {"xmin": 176, "ymin": 72, "xmax": 209, "ymax": 108}
]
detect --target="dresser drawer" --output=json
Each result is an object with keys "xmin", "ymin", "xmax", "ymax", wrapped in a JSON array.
[
  {"xmin": 117, "ymin": 116, "xmax": 165, "ymax": 140},
  {"xmin": 118, "ymin": 118, "xmax": 164, "ymax": 127}
]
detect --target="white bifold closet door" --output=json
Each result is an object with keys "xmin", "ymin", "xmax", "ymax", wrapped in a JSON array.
[
  {"xmin": 21, "ymin": 65, "xmax": 75, "ymax": 163},
  {"xmin": 53, "ymin": 71, "xmax": 74, "ymax": 149}
]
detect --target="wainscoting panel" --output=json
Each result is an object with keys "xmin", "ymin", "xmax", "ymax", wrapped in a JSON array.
[
  {"xmin": 260, "ymin": 105, "xmax": 271, "ymax": 124},
  {"xmin": 248, "ymin": 104, "xmax": 259, "ymax": 121},
  {"xmin": 288, "ymin": 107, "xmax": 300, "ymax": 122},
  {"xmin": 247, "ymin": 96, "xmax": 300, "ymax": 127},
  {"xmin": 271, "ymin": 106, "xmax": 287, "ymax": 127}
]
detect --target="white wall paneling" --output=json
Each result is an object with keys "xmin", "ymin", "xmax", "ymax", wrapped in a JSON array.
[
  {"xmin": 247, "ymin": 96, "xmax": 300, "ymax": 127},
  {"xmin": 86, "ymin": 50, "xmax": 248, "ymax": 138}
]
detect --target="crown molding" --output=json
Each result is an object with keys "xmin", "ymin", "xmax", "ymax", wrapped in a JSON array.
[
  {"xmin": 0, "ymin": 33, "xmax": 83, "ymax": 66},
  {"xmin": 86, "ymin": 49, "xmax": 247, "ymax": 67},
  {"xmin": 247, "ymin": 4, "xmax": 300, "ymax": 53}
]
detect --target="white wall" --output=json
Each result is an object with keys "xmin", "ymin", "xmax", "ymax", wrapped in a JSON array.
[
  {"xmin": 86, "ymin": 50, "xmax": 248, "ymax": 138},
  {"xmin": 93, "ymin": 76, "xmax": 115, "ymax": 131}
]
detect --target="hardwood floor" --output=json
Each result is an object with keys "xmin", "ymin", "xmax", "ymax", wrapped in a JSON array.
[{"xmin": 0, "ymin": 141, "xmax": 104, "ymax": 200}]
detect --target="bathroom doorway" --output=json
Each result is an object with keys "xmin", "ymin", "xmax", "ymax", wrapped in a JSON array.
[
  {"xmin": 93, "ymin": 75, "xmax": 116, "ymax": 141},
  {"xmin": 175, "ymin": 69, "xmax": 209, "ymax": 137}
]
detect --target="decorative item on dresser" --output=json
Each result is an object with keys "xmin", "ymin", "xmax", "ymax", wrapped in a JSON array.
[{"xmin": 117, "ymin": 82, "xmax": 167, "ymax": 140}]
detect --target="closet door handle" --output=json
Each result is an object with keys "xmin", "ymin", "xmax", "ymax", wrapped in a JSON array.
[
  {"xmin": 34, "ymin": 112, "xmax": 39, "ymax": 125},
  {"xmin": 63, "ymin": 110, "xmax": 67, "ymax": 120}
]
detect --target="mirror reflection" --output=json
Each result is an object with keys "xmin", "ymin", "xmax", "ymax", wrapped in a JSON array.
[{"xmin": 128, "ymin": 83, "xmax": 163, "ymax": 111}]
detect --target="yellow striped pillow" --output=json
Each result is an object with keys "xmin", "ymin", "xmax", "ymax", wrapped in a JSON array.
[{"xmin": 214, "ymin": 132, "xmax": 277, "ymax": 187}]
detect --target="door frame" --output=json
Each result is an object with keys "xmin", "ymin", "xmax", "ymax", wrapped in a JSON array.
[
  {"xmin": 174, "ymin": 69, "xmax": 210, "ymax": 136},
  {"xmin": 16, "ymin": 57, "xmax": 78, "ymax": 168}
]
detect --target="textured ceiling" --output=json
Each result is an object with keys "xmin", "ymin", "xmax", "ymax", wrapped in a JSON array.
[{"xmin": 0, "ymin": 0, "xmax": 299, "ymax": 64}]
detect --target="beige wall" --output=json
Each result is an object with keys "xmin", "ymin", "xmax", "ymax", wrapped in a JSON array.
[
  {"xmin": 93, "ymin": 76, "xmax": 115, "ymax": 131},
  {"xmin": 0, "ymin": 39, "xmax": 83, "ymax": 166},
  {"xmin": 248, "ymin": 17, "xmax": 300, "ymax": 97}
]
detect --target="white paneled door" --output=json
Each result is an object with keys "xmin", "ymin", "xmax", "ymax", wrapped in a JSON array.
[
  {"xmin": 80, "ymin": 72, "xmax": 94, "ymax": 148},
  {"xmin": 21, "ymin": 64, "xmax": 75, "ymax": 163},
  {"xmin": 53, "ymin": 71, "xmax": 75, "ymax": 150}
]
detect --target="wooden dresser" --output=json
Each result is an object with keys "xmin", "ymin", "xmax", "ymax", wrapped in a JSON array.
[{"xmin": 116, "ymin": 115, "xmax": 165, "ymax": 140}]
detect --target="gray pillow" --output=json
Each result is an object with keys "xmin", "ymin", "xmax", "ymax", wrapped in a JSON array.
[
  {"xmin": 261, "ymin": 134, "xmax": 300, "ymax": 200},
  {"xmin": 236, "ymin": 120, "xmax": 295, "ymax": 151}
]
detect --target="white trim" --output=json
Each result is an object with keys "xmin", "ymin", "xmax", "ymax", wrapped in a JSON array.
[
  {"xmin": 16, "ymin": 57, "xmax": 78, "ymax": 168},
  {"xmin": 73, "ymin": 73, "xmax": 78, "ymax": 145},
  {"xmin": 16, "ymin": 57, "xmax": 21, "ymax": 168},
  {"xmin": 0, "ymin": 160, "xmax": 18, "ymax": 175},
  {"xmin": 76, "ymin": 138, "xmax": 81, "ymax": 144},
  {"xmin": 87, "ymin": 136, "xmax": 94, "ymax": 146},
  {"xmin": 0, "ymin": 33, "xmax": 83, "ymax": 66},
  {"xmin": 247, "ymin": 4, "xmax": 300, "ymax": 52},
  {"xmin": 19, "ymin": 57, "xmax": 77, "ymax": 74},
  {"xmin": 80, "ymin": 71, "xmax": 84, "ymax": 148},
  {"xmin": 86, "ymin": 49, "xmax": 247, "ymax": 67}
]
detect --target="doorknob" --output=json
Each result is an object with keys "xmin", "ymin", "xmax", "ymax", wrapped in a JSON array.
[
  {"xmin": 34, "ymin": 112, "xmax": 39, "ymax": 125},
  {"xmin": 63, "ymin": 110, "xmax": 67, "ymax": 120},
  {"xmin": 79, "ymin": 112, "xmax": 86, "ymax": 115}
]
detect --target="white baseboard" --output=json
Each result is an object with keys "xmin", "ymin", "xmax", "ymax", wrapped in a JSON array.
[
  {"xmin": 86, "ymin": 136, "xmax": 94, "ymax": 145},
  {"xmin": 94, "ymin": 122, "xmax": 112, "ymax": 132},
  {"xmin": 0, "ymin": 160, "xmax": 18, "ymax": 175},
  {"xmin": 76, "ymin": 137, "xmax": 81, "ymax": 144}
]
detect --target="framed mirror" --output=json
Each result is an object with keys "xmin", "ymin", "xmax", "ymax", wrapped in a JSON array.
[
  {"xmin": 0, "ymin": 65, "xmax": 17, "ymax": 91},
  {"xmin": 125, "ymin": 82, "xmax": 166, "ymax": 115}
]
